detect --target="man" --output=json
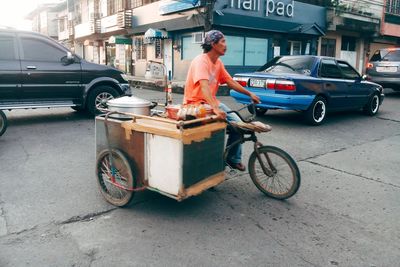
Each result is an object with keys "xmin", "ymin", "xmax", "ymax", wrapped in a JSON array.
[{"xmin": 183, "ymin": 30, "xmax": 260, "ymax": 171}]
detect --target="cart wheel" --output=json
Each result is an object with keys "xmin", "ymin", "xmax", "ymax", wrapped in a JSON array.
[
  {"xmin": 0, "ymin": 110, "xmax": 7, "ymax": 137},
  {"xmin": 96, "ymin": 149, "xmax": 136, "ymax": 207}
]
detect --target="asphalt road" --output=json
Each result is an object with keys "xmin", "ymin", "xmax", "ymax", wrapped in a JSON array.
[{"xmin": 0, "ymin": 89, "xmax": 399, "ymax": 266}]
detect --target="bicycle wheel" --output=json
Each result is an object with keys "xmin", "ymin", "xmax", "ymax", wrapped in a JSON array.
[
  {"xmin": 248, "ymin": 146, "xmax": 300, "ymax": 199},
  {"xmin": 96, "ymin": 149, "xmax": 136, "ymax": 207},
  {"xmin": 0, "ymin": 110, "xmax": 7, "ymax": 137}
]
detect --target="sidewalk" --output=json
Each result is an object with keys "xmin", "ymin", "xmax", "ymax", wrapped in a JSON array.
[{"xmin": 126, "ymin": 75, "xmax": 231, "ymax": 96}]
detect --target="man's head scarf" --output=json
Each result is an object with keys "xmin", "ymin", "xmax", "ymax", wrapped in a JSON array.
[{"xmin": 202, "ymin": 30, "xmax": 225, "ymax": 46}]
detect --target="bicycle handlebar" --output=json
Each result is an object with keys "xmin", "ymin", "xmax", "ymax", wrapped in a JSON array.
[{"xmin": 226, "ymin": 103, "xmax": 256, "ymax": 123}]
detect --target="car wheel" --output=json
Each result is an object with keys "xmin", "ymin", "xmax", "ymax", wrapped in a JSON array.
[
  {"xmin": 87, "ymin": 86, "xmax": 120, "ymax": 115},
  {"xmin": 0, "ymin": 110, "xmax": 7, "ymax": 136},
  {"xmin": 247, "ymin": 106, "xmax": 268, "ymax": 116},
  {"xmin": 304, "ymin": 96, "xmax": 327, "ymax": 126},
  {"xmin": 363, "ymin": 93, "xmax": 380, "ymax": 116}
]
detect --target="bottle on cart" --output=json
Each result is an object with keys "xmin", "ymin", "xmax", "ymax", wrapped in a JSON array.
[{"xmin": 167, "ymin": 83, "xmax": 172, "ymax": 105}]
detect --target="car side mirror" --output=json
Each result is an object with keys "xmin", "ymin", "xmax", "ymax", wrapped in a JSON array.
[
  {"xmin": 361, "ymin": 74, "xmax": 367, "ymax": 80},
  {"xmin": 62, "ymin": 52, "xmax": 75, "ymax": 65}
]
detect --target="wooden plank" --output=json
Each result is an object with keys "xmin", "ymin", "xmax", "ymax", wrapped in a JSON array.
[
  {"xmin": 121, "ymin": 120, "xmax": 226, "ymax": 144},
  {"xmin": 179, "ymin": 172, "xmax": 225, "ymax": 200}
]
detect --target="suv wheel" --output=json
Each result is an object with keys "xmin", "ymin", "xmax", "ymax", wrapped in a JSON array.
[
  {"xmin": 0, "ymin": 110, "xmax": 7, "ymax": 136},
  {"xmin": 87, "ymin": 86, "xmax": 120, "ymax": 115}
]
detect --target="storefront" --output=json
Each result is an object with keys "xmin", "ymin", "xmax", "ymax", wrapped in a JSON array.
[
  {"xmin": 170, "ymin": 0, "xmax": 325, "ymax": 79},
  {"xmin": 129, "ymin": 0, "xmax": 325, "ymax": 80}
]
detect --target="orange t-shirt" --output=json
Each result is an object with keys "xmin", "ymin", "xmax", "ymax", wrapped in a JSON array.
[{"xmin": 183, "ymin": 53, "xmax": 232, "ymax": 105}]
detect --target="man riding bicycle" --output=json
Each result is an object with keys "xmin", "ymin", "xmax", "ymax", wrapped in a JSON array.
[{"xmin": 183, "ymin": 30, "xmax": 260, "ymax": 171}]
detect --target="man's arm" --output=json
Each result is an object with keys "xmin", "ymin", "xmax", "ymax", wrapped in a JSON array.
[
  {"xmin": 226, "ymin": 78, "xmax": 261, "ymax": 104},
  {"xmin": 199, "ymin": 79, "xmax": 226, "ymax": 119}
]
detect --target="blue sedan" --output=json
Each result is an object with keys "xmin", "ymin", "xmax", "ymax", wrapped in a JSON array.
[{"xmin": 230, "ymin": 56, "xmax": 384, "ymax": 125}]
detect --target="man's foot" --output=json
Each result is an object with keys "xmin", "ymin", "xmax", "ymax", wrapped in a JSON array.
[{"xmin": 227, "ymin": 161, "xmax": 246, "ymax": 172}]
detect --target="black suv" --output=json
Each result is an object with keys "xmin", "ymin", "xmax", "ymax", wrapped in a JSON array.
[
  {"xmin": 0, "ymin": 28, "xmax": 131, "ymax": 115},
  {"xmin": 366, "ymin": 48, "xmax": 400, "ymax": 91}
]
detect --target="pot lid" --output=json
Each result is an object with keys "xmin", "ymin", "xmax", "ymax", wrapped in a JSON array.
[{"xmin": 107, "ymin": 96, "xmax": 151, "ymax": 108}]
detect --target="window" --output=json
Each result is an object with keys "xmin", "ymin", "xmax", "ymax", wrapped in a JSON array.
[
  {"xmin": 59, "ymin": 17, "xmax": 66, "ymax": 32},
  {"xmin": 337, "ymin": 61, "xmax": 359, "ymax": 80},
  {"xmin": 259, "ymin": 56, "xmax": 315, "ymax": 75},
  {"xmin": 0, "ymin": 37, "xmax": 16, "ymax": 60},
  {"xmin": 386, "ymin": 0, "xmax": 400, "ymax": 15},
  {"xmin": 245, "ymin": 38, "xmax": 268, "ymax": 66},
  {"xmin": 289, "ymin": 41, "xmax": 301, "ymax": 55},
  {"xmin": 320, "ymin": 59, "xmax": 343, "ymax": 79},
  {"xmin": 107, "ymin": 0, "xmax": 130, "ymax": 15},
  {"xmin": 135, "ymin": 36, "xmax": 146, "ymax": 60},
  {"xmin": 21, "ymin": 38, "xmax": 65, "ymax": 61},
  {"xmin": 222, "ymin": 36, "xmax": 244, "ymax": 66},
  {"xmin": 341, "ymin": 36, "xmax": 356, "ymax": 51},
  {"xmin": 155, "ymin": 39, "xmax": 162, "ymax": 59},
  {"xmin": 321, "ymin": 38, "xmax": 336, "ymax": 57},
  {"xmin": 182, "ymin": 36, "xmax": 202, "ymax": 60}
]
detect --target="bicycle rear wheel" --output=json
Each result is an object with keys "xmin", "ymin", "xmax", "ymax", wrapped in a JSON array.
[
  {"xmin": 248, "ymin": 146, "xmax": 300, "ymax": 199},
  {"xmin": 96, "ymin": 149, "xmax": 135, "ymax": 207}
]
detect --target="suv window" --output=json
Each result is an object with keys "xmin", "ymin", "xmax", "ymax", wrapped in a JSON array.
[
  {"xmin": 370, "ymin": 49, "xmax": 400, "ymax": 62},
  {"xmin": 21, "ymin": 37, "xmax": 66, "ymax": 61},
  {"xmin": 320, "ymin": 59, "xmax": 343, "ymax": 79},
  {"xmin": 0, "ymin": 36, "xmax": 16, "ymax": 60},
  {"xmin": 337, "ymin": 61, "xmax": 360, "ymax": 80}
]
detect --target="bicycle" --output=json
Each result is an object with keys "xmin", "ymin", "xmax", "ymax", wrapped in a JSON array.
[
  {"xmin": 95, "ymin": 104, "xmax": 300, "ymax": 207},
  {"xmin": 224, "ymin": 104, "xmax": 301, "ymax": 200}
]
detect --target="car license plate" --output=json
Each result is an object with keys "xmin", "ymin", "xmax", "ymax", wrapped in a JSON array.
[
  {"xmin": 376, "ymin": 66, "xmax": 397, "ymax": 72},
  {"xmin": 249, "ymin": 79, "xmax": 265, "ymax": 88}
]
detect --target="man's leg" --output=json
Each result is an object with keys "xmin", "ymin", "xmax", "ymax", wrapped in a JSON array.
[{"xmin": 218, "ymin": 103, "xmax": 244, "ymax": 170}]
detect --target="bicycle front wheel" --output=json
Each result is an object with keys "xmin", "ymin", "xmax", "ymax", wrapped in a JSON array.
[
  {"xmin": 248, "ymin": 146, "xmax": 300, "ymax": 199},
  {"xmin": 96, "ymin": 149, "xmax": 135, "ymax": 207}
]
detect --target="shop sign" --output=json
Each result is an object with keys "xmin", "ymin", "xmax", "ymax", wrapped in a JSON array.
[
  {"xmin": 159, "ymin": 0, "xmax": 200, "ymax": 15},
  {"xmin": 229, "ymin": 0, "xmax": 294, "ymax": 17}
]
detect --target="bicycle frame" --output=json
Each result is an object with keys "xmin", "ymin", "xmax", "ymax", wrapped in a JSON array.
[{"xmin": 224, "ymin": 107, "xmax": 277, "ymax": 177}]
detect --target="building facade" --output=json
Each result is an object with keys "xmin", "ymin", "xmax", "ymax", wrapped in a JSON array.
[{"xmin": 28, "ymin": 0, "xmax": 400, "ymax": 79}]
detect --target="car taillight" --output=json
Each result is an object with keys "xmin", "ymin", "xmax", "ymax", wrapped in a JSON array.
[
  {"xmin": 266, "ymin": 79, "xmax": 296, "ymax": 91},
  {"xmin": 233, "ymin": 77, "xmax": 249, "ymax": 87},
  {"xmin": 366, "ymin": 63, "xmax": 373, "ymax": 69}
]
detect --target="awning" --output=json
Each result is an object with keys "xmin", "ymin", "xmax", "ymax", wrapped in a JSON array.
[
  {"xmin": 108, "ymin": 35, "xmax": 132, "ymax": 45},
  {"xmin": 144, "ymin": 28, "xmax": 169, "ymax": 39},
  {"xmin": 288, "ymin": 23, "xmax": 325, "ymax": 36}
]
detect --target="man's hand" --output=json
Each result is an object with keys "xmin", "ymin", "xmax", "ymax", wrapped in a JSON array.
[
  {"xmin": 249, "ymin": 92, "xmax": 261, "ymax": 104},
  {"xmin": 213, "ymin": 107, "xmax": 227, "ymax": 120}
]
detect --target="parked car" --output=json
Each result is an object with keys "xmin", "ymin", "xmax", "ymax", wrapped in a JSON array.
[
  {"xmin": 366, "ymin": 47, "xmax": 400, "ymax": 91},
  {"xmin": 0, "ymin": 28, "xmax": 131, "ymax": 116},
  {"xmin": 230, "ymin": 55, "xmax": 384, "ymax": 125}
]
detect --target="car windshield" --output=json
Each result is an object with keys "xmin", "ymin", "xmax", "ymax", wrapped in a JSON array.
[
  {"xmin": 370, "ymin": 49, "xmax": 400, "ymax": 62},
  {"xmin": 257, "ymin": 56, "xmax": 315, "ymax": 75}
]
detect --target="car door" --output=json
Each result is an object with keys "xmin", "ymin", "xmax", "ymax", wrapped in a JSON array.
[
  {"xmin": 18, "ymin": 33, "xmax": 82, "ymax": 103},
  {"xmin": 319, "ymin": 59, "xmax": 350, "ymax": 109},
  {"xmin": 337, "ymin": 60, "xmax": 370, "ymax": 108},
  {"xmin": 0, "ymin": 32, "xmax": 21, "ymax": 105}
]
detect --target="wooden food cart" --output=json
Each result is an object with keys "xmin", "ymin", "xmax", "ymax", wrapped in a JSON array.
[{"xmin": 95, "ymin": 112, "xmax": 227, "ymax": 206}]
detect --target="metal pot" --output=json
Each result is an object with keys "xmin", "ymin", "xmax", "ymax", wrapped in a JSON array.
[{"xmin": 107, "ymin": 96, "xmax": 157, "ymax": 119}]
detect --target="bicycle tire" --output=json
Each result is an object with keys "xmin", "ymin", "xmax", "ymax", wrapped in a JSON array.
[
  {"xmin": 248, "ymin": 146, "xmax": 300, "ymax": 200},
  {"xmin": 0, "ymin": 110, "xmax": 7, "ymax": 137},
  {"xmin": 96, "ymin": 149, "xmax": 136, "ymax": 207}
]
